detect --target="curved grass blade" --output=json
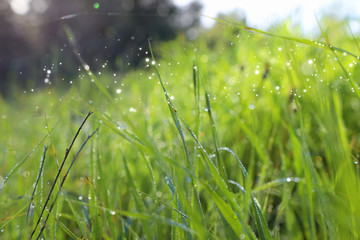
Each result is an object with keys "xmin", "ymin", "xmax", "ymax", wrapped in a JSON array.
[
  {"xmin": 36, "ymin": 126, "xmax": 99, "ymax": 239},
  {"xmin": 200, "ymin": 180, "xmax": 255, "ymax": 239},
  {"xmin": 218, "ymin": 147, "xmax": 272, "ymax": 239},
  {"xmin": 202, "ymin": 77, "xmax": 228, "ymax": 184},
  {"xmin": 31, "ymin": 112, "xmax": 94, "ymax": 239},
  {"xmin": 148, "ymin": 40, "xmax": 207, "ymax": 235},
  {"xmin": 27, "ymin": 145, "xmax": 47, "ymax": 224},
  {"xmin": 120, "ymin": 150, "xmax": 154, "ymax": 240},
  {"xmin": 64, "ymin": 195, "xmax": 89, "ymax": 240},
  {"xmin": 68, "ymin": 198, "xmax": 198, "ymax": 236},
  {"xmin": 315, "ymin": 18, "xmax": 360, "ymax": 98}
]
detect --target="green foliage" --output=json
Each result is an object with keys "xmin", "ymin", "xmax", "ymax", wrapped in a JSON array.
[{"xmin": 1, "ymin": 18, "xmax": 360, "ymax": 239}]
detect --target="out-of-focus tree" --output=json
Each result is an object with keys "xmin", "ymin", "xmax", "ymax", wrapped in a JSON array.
[{"xmin": 0, "ymin": 0, "xmax": 202, "ymax": 96}]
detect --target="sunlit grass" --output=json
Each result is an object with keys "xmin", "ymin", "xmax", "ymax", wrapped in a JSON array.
[{"xmin": 1, "ymin": 17, "xmax": 360, "ymax": 239}]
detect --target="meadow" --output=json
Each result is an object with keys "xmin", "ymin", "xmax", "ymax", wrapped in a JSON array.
[{"xmin": 1, "ymin": 17, "xmax": 360, "ymax": 239}]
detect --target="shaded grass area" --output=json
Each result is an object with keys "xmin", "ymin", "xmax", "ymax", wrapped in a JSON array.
[{"xmin": 1, "ymin": 18, "xmax": 360, "ymax": 239}]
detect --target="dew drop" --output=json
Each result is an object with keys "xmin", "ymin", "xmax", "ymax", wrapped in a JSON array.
[{"xmin": 129, "ymin": 107, "xmax": 137, "ymax": 112}]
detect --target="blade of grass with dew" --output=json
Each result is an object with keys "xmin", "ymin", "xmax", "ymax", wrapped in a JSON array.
[
  {"xmin": 26, "ymin": 145, "xmax": 47, "ymax": 224},
  {"xmin": 32, "ymin": 113, "xmax": 95, "ymax": 239},
  {"xmin": 43, "ymin": 115, "xmax": 63, "ymax": 236},
  {"xmin": 201, "ymin": 73, "xmax": 229, "ymax": 185},
  {"xmin": 88, "ymin": 136, "xmax": 102, "ymax": 239},
  {"xmin": 64, "ymin": 195, "xmax": 89, "ymax": 240},
  {"xmin": 253, "ymin": 177, "xmax": 302, "ymax": 193},
  {"xmin": 120, "ymin": 149, "xmax": 154, "ymax": 239},
  {"xmin": 315, "ymin": 18, "xmax": 360, "ymax": 98},
  {"xmin": 218, "ymin": 147, "xmax": 272, "ymax": 240},
  {"xmin": 149, "ymin": 40, "xmax": 207, "ymax": 237},
  {"xmin": 193, "ymin": 58, "xmax": 201, "ymax": 177},
  {"xmin": 0, "ymin": 124, "xmax": 56, "ymax": 192},
  {"xmin": 68, "ymin": 199, "xmax": 198, "ymax": 236},
  {"xmin": 92, "ymin": 136, "xmax": 118, "ymax": 238},
  {"xmin": 237, "ymin": 121, "xmax": 270, "ymax": 186},
  {"xmin": 164, "ymin": 173, "xmax": 193, "ymax": 240},
  {"xmin": 30, "ymin": 198, "xmax": 80, "ymax": 239},
  {"xmin": 182, "ymin": 111, "xmax": 271, "ymax": 239},
  {"xmin": 201, "ymin": 181, "xmax": 245, "ymax": 237},
  {"xmin": 289, "ymin": 114, "xmax": 317, "ymax": 239},
  {"xmin": 148, "ymin": 48, "xmax": 259, "ymax": 237},
  {"xmin": 137, "ymin": 190, "xmax": 189, "ymax": 220}
]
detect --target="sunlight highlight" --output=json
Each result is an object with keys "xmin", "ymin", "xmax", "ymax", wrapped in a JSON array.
[{"xmin": 10, "ymin": 0, "xmax": 31, "ymax": 15}]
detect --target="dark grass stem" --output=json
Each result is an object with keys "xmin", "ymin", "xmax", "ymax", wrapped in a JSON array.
[
  {"xmin": 36, "ymin": 127, "xmax": 99, "ymax": 240},
  {"xmin": 30, "ymin": 111, "xmax": 94, "ymax": 239}
]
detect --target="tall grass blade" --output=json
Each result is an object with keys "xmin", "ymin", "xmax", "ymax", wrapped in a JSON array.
[
  {"xmin": 0, "ymin": 125, "xmax": 55, "ymax": 192},
  {"xmin": 31, "ymin": 111, "xmax": 94, "ymax": 238},
  {"xmin": 26, "ymin": 145, "xmax": 47, "ymax": 224},
  {"xmin": 149, "ymin": 40, "xmax": 206, "ymax": 237}
]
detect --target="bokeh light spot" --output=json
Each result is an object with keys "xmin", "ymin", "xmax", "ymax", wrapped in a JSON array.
[{"xmin": 93, "ymin": 2, "xmax": 100, "ymax": 9}]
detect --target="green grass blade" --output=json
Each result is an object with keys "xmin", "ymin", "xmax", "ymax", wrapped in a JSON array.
[{"xmin": 0, "ymin": 131, "xmax": 52, "ymax": 192}]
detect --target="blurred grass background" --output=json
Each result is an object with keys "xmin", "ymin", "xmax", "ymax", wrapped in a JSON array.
[{"xmin": 1, "ymin": 17, "xmax": 360, "ymax": 239}]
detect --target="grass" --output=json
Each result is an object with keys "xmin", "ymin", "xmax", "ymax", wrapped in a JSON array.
[{"xmin": 1, "ymin": 16, "xmax": 360, "ymax": 239}]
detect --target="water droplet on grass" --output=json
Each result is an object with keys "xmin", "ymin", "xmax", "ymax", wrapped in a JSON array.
[
  {"xmin": 129, "ymin": 107, "xmax": 137, "ymax": 112},
  {"xmin": 249, "ymin": 104, "xmax": 255, "ymax": 110},
  {"xmin": 116, "ymin": 89, "xmax": 122, "ymax": 94}
]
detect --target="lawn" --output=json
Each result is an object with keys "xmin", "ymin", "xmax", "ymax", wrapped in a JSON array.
[{"xmin": 0, "ymin": 17, "xmax": 360, "ymax": 239}]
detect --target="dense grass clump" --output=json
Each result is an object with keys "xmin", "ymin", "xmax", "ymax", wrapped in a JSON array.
[{"xmin": 1, "ymin": 18, "xmax": 360, "ymax": 239}]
